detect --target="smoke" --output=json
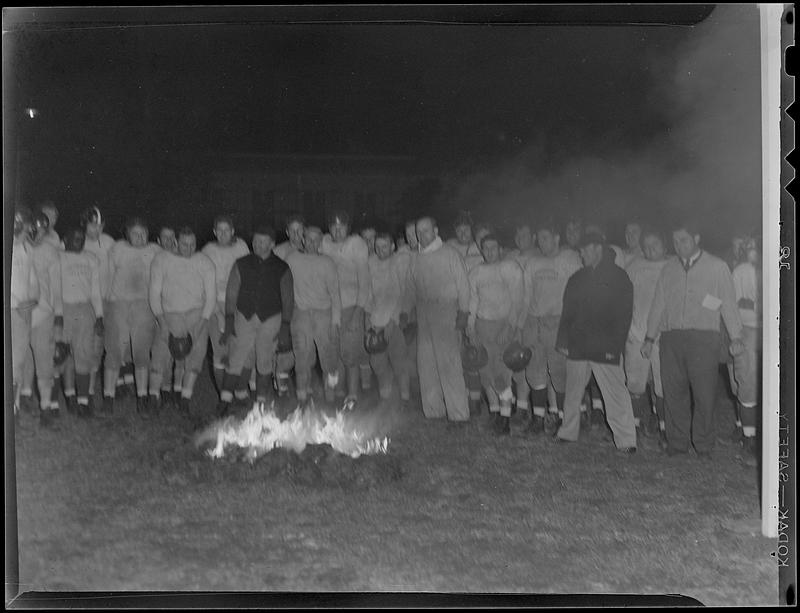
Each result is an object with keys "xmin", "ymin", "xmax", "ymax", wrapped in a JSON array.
[{"xmin": 444, "ymin": 5, "xmax": 762, "ymax": 252}]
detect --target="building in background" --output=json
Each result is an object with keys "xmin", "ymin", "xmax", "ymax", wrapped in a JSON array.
[{"xmin": 202, "ymin": 153, "xmax": 431, "ymax": 237}]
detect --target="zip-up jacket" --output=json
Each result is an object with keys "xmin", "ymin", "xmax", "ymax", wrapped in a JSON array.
[{"xmin": 646, "ymin": 250, "xmax": 743, "ymax": 341}]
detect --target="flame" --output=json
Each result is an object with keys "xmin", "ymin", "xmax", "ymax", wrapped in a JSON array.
[{"xmin": 195, "ymin": 399, "xmax": 390, "ymax": 461}]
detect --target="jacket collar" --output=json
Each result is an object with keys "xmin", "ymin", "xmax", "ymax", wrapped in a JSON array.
[{"xmin": 421, "ymin": 236, "xmax": 443, "ymax": 254}]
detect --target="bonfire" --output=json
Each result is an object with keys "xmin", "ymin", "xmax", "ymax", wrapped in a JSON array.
[{"xmin": 194, "ymin": 399, "xmax": 390, "ymax": 462}]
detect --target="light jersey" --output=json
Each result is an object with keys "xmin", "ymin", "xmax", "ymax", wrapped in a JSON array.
[
  {"xmin": 43, "ymin": 229, "xmax": 63, "ymax": 250},
  {"xmin": 60, "ymin": 250, "xmax": 103, "ymax": 315},
  {"xmin": 108, "ymin": 241, "xmax": 162, "ymax": 302},
  {"xmin": 11, "ymin": 239, "xmax": 39, "ymax": 309},
  {"xmin": 284, "ymin": 251, "xmax": 341, "ymax": 325},
  {"xmin": 149, "ymin": 250, "xmax": 216, "ymax": 318},
  {"xmin": 406, "ymin": 238, "xmax": 470, "ymax": 311},
  {"xmin": 446, "ymin": 238, "xmax": 484, "ymax": 272},
  {"xmin": 320, "ymin": 234, "xmax": 370, "ymax": 309},
  {"xmin": 468, "ymin": 259, "xmax": 525, "ymax": 324},
  {"xmin": 620, "ymin": 246, "xmax": 644, "ymax": 270},
  {"xmin": 367, "ymin": 254, "xmax": 406, "ymax": 328},
  {"xmin": 732, "ymin": 261, "xmax": 761, "ymax": 328},
  {"xmin": 30, "ymin": 241, "xmax": 63, "ymax": 326},
  {"xmin": 625, "ymin": 256, "xmax": 670, "ymax": 341},
  {"xmin": 504, "ymin": 247, "xmax": 540, "ymax": 270},
  {"xmin": 273, "ymin": 241, "xmax": 302, "ymax": 262},
  {"xmin": 201, "ymin": 238, "xmax": 250, "ymax": 304},
  {"xmin": 82, "ymin": 233, "xmax": 115, "ymax": 301},
  {"xmin": 522, "ymin": 249, "xmax": 582, "ymax": 318}
]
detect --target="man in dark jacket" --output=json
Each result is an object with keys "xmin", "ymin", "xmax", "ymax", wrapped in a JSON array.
[{"xmin": 555, "ymin": 231, "xmax": 637, "ymax": 453}]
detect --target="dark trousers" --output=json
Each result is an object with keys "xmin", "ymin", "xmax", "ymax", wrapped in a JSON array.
[{"xmin": 659, "ymin": 329, "xmax": 721, "ymax": 453}]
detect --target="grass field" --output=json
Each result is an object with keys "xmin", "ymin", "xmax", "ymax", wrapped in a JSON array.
[{"xmin": 9, "ymin": 364, "xmax": 778, "ymax": 605}]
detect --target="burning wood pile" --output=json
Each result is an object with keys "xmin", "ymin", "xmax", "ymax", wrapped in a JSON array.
[{"xmin": 194, "ymin": 399, "xmax": 391, "ymax": 463}]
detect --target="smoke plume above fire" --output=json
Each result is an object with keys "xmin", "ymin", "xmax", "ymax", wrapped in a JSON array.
[{"xmin": 441, "ymin": 5, "xmax": 762, "ymax": 252}]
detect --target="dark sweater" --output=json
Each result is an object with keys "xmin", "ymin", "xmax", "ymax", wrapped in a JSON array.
[{"xmin": 556, "ymin": 247, "xmax": 633, "ymax": 363}]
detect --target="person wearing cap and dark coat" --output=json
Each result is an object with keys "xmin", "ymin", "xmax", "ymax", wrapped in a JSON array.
[
  {"xmin": 555, "ymin": 231, "xmax": 637, "ymax": 453},
  {"xmin": 216, "ymin": 226, "xmax": 294, "ymax": 415}
]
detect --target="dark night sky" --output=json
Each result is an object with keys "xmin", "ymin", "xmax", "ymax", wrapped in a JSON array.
[{"xmin": 4, "ymin": 5, "xmax": 763, "ymax": 249}]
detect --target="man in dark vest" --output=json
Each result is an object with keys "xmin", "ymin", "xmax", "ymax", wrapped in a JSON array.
[{"xmin": 216, "ymin": 226, "xmax": 294, "ymax": 415}]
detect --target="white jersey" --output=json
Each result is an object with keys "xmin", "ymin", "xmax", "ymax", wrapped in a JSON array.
[
  {"xmin": 732, "ymin": 261, "xmax": 761, "ymax": 328},
  {"xmin": 446, "ymin": 238, "xmax": 484, "ymax": 272},
  {"xmin": 367, "ymin": 254, "xmax": 406, "ymax": 328},
  {"xmin": 30, "ymin": 240, "xmax": 63, "ymax": 326},
  {"xmin": 60, "ymin": 250, "xmax": 103, "ymax": 315},
  {"xmin": 82, "ymin": 233, "xmax": 115, "ymax": 301},
  {"xmin": 274, "ymin": 241, "xmax": 302, "ymax": 262},
  {"xmin": 201, "ymin": 238, "xmax": 250, "ymax": 304},
  {"xmin": 11, "ymin": 239, "xmax": 39, "ymax": 310},
  {"xmin": 625, "ymin": 257, "xmax": 669, "ymax": 341},
  {"xmin": 522, "ymin": 249, "xmax": 582, "ymax": 318},
  {"xmin": 149, "ymin": 250, "xmax": 216, "ymax": 318},
  {"xmin": 321, "ymin": 234, "xmax": 370, "ymax": 309},
  {"xmin": 108, "ymin": 240, "xmax": 161, "ymax": 302},
  {"xmin": 468, "ymin": 259, "xmax": 525, "ymax": 325}
]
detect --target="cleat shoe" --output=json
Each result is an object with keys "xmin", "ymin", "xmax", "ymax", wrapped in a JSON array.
[
  {"xmin": 66, "ymin": 396, "xmax": 79, "ymax": 416},
  {"xmin": 20, "ymin": 394, "xmax": 37, "ymax": 414},
  {"xmin": 216, "ymin": 400, "xmax": 232, "ymax": 417},
  {"xmin": 525, "ymin": 415, "xmax": 545, "ymax": 435},
  {"xmin": 644, "ymin": 413, "xmax": 660, "ymax": 438},
  {"xmin": 493, "ymin": 416, "xmax": 511, "ymax": 436},
  {"xmin": 136, "ymin": 395, "xmax": 149, "ymax": 415},
  {"xmin": 85, "ymin": 398, "xmax": 96, "ymax": 418},
  {"xmin": 468, "ymin": 398, "xmax": 483, "ymax": 417},
  {"xmin": 544, "ymin": 413, "xmax": 561, "ymax": 435},
  {"xmin": 39, "ymin": 410, "xmax": 54, "ymax": 429},
  {"xmin": 580, "ymin": 410, "xmax": 590, "ymax": 430},
  {"xmin": 102, "ymin": 396, "xmax": 114, "ymax": 415},
  {"xmin": 179, "ymin": 397, "xmax": 191, "ymax": 416},
  {"xmin": 160, "ymin": 390, "xmax": 173, "ymax": 411},
  {"xmin": 590, "ymin": 408, "xmax": 605, "ymax": 429},
  {"xmin": 51, "ymin": 408, "xmax": 61, "ymax": 420}
]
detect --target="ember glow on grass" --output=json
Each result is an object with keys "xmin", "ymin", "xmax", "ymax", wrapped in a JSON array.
[{"xmin": 195, "ymin": 400, "xmax": 391, "ymax": 461}]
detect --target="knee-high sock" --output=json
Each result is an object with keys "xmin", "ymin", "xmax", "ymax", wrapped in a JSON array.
[
  {"xmin": 360, "ymin": 364, "xmax": 372, "ymax": 390},
  {"xmin": 532, "ymin": 387, "xmax": 548, "ymax": 417},
  {"xmin": 181, "ymin": 370, "xmax": 199, "ymax": 399},
  {"xmin": 740, "ymin": 402, "xmax": 759, "ymax": 438},
  {"xmin": 104, "ymin": 367, "xmax": 119, "ymax": 398},
  {"xmin": 515, "ymin": 379, "xmax": 530, "ymax": 411},
  {"xmin": 655, "ymin": 395, "xmax": 666, "ymax": 431},
  {"xmin": 37, "ymin": 378, "xmax": 53, "ymax": 411},
  {"xmin": 134, "ymin": 366, "xmax": 148, "ymax": 397},
  {"xmin": 255, "ymin": 372, "xmax": 272, "ymax": 403},
  {"xmin": 347, "ymin": 365, "xmax": 360, "ymax": 399},
  {"xmin": 213, "ymin": 367, "xmax": 225, "ymax": 391},
  {"xmin": 76, "ymin": 373, "xmax": 90, "ymax": 402}
]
